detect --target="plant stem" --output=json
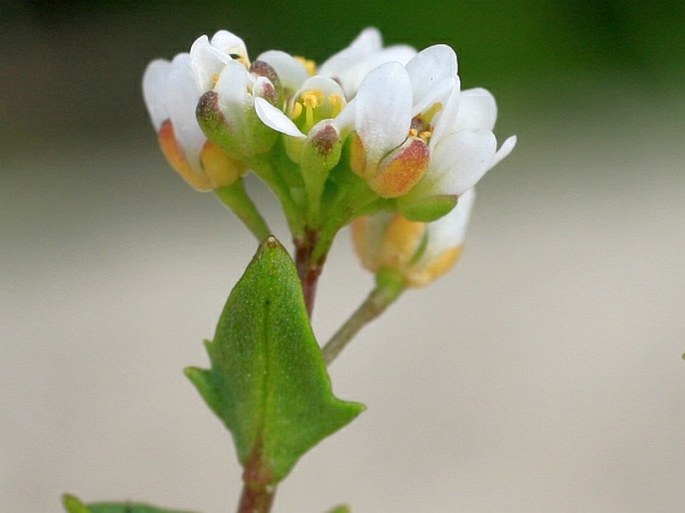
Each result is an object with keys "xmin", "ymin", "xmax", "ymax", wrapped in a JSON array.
[
  {"xmin": 215, "ymin": 180, "xmax": 271, "ymax": 241},
  {"xmin": 250, "ymin": 156, "xmax": 305, "ymax": 239},
  {"xmin": 295, "ymin": 229, "xmax": 324, "ymax": 317},
  {"xmin": 237, "ymin": 483, "xmax": 276, "ymax": 513},
  {"xmin": 322, "ymin": 270, "xmax": 406, "ymax": 365}
]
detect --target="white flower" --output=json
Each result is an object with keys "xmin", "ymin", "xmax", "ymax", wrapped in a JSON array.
[
  {"xmin": 254, "ymin": 76, "xmax": 347, "ymax": 138},
  {"xmin": 347, "ymin": 44, "xmax": 459, "ymax": 198},
  {"xmin": 318, "ymin": 27, "xmax": 416, "ymax": 100},
  {"xmin": 189, "ymin": 30, "xmax": 250, "ymax": 92},
  {"xmin": 191, "ymin": 33, "xmax": 311, "ymax": 159},
  {"xmin": 400, "ymin": 87, "xmax": 517, "ymax": 214},
  {"xmin": 142, "ymin": 53, "xmax": 244, "ymax": 191},
  {"xmin": 352, "ymin": 188, "xmax": 476, "ymax": 287}
]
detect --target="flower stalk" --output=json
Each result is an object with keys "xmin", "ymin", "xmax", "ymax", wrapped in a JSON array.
[
  {"xmin": 323, "ymin": 269, "xmax": 406, "ymax": 365},
  {"xmin": 215, "ymin": 179, "xmax": 271, "ymax": 241}
]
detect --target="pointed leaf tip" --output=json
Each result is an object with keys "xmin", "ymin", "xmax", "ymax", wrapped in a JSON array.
[{"xmin": 63, "ymin": 495, "xmax": 89, "ymax": 513}]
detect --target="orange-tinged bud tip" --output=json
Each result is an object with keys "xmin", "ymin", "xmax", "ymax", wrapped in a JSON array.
[
  {"xmin": 158, "ymin": 119, "xmax": 212, "ymax": 191},
  {"xmin": 200, "ymin": 141, "xmax": 247, "ymax": 189},
  {"xmin": 383, "ymin": 215, "xmax": 427, "ymax": 268},
  {"xmin": 370, "ymin": 138, "xmax": 430, "ymax": 198},
  {"xmin": 407, "ymin": 245, "xmax": 463, "ymax": 287},
  {"xmin": 352, "ymin": 214, "xmax": 427, "ymax": 273}
]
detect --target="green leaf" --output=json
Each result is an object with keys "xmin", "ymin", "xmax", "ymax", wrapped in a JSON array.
[
  {"xmin": 186, "ymin": 237, "xmax": 364, "ymax": 484},
  {"xmin": 62, "ymin": 494, "xmax": 198, "ymax": 513},
  {"xmin": 325, "ymin": 505, "xmax": 351, "ymax": 513}
]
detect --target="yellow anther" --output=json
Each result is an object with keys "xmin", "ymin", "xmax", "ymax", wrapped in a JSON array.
[
  {"xmin": 294, "ymin": 56, "xmax": 317, "ymax": 76},
  {"xmin": 409, "ymin": 128, "xmax": 419, "ymax": 138},
  {"xmin": 301, "ymin": 90, "xmax": 324, "ymax": 128},
  {"xmin": 211, "ymin": 73, "xmax": 220, "ymax": 86},
  {"xmin": 328, "ymin": 94, "xmax": 344, "ymax": 117},
  {"xmin": 302, "ymin": 90, "xmax": 324, "ymax": 109},
  {"xmin": 419, "ymin": 130, "xmax": 432, "ymax": 142},
  {"xmin": 291, "ymin": 101, "xmax": 303, "ymax": 120}
]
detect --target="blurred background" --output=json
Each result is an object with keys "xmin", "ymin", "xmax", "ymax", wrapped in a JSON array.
[{"xmin": 2, "ymin": 1, "xmax": 684, "ymax": 512}]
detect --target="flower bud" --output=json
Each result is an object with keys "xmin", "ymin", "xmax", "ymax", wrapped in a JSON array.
[
  {"xmin": 196, "ymin": 61, "xmax": 279, "ymax": 159},
  {"xmin": 352, "ymin": 188, "xmax": 475, "ymax": 287},
  {"xmin": 301, "ymin": 121, "xmax": 343, "ymax": 175},
  {"xmin": 143, "ymin": 55, "xmax": 245, "ymax": 191}
]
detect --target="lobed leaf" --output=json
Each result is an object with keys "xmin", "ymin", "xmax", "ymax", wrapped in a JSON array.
[{"xmin": 186, "ymin": 237, "xmax": 364, "ymax": 484}]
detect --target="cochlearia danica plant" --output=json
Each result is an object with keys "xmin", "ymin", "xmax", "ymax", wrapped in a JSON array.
[{"xmin": 62, "ymin": 27, "xmax": 516, "ymax": 513}]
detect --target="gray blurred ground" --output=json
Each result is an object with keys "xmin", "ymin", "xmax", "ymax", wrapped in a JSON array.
[{"xmin": 2, "ymin": 3, "xmax": 684, "ymax": 512}]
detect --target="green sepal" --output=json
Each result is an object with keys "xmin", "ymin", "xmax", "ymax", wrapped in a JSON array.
[
  {"xmin": 186, "ymin": 237, "xmax": 364, "ymax": 484},
  {"xmin": 301, "ymin": 122, "xmax": 343, "ymax": 225},
  {"xmin": 196, "ymin": 91, "xmax": 277, "ymax": 159},
  {"xmin": 62, "ymin": 494, "xmax": 198, "ymax": 513},
  {"xmin": 397, "ymin": 194, "xmax": 457, "ymax": 222}
]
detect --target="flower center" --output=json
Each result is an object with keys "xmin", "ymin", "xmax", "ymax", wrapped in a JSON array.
[
  {"xmin": 410, "ymin": 102, "xmax": 443, "ymax": 143},
  {"xmin": 291, "ymin": 90, "xmax": 345, "ymax": 132}
]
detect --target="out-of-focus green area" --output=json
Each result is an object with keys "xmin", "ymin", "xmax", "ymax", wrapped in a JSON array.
[{"xmin": 2, "ymin": 0, "xmax": 683, "ymax": 145}]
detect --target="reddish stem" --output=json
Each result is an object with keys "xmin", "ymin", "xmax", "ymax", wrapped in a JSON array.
[
  {"xmin": 237, "ymin": 483, "xmax": 275, "ymax": 513},
  {"xmin": 295, "ymin": 230, "xmax": 325, "ymax": 317},
  {"xmin": 237, "ymin": 445, "xmax": 277, "ymax": 513}
]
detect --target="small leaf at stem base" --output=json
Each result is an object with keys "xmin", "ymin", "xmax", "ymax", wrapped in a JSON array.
[
  {"xmin": 186, "ymin": 236, "xmax": 364, "ymax": 485},
  {"xmin": 62, "ymin": 494, "xmax": 198, "ymax": 513}
]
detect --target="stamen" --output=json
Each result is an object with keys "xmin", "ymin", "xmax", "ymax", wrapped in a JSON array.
[
  {"xmin": 291, "ymin": 101, "xmax": 303, "ymax": 120},
  {"xmin": 409, "ymin": 102, "xmax": 443, "ymax": 141},
  {"xmin": 328, "ymin": 94, "xmax": 344, "ymax": 117},
  {"xmin": 423, "ymin": 102, "xmax": 443, "ymax": 124},
  {"xmin": 294, "ymin": 56, "xmax": 317, "ymax": 76},
  {"xmin": 302, "ymin": 90, "xmax": 323, "ymax": 109},
  {"xmin": 301, "ymin": 90, "xmax": 324, "ymax": 128}
]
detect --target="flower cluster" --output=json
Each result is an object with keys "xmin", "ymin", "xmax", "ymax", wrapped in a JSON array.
[{"xmin": 143, "ymin": 27, "xmax": 515, "ymax": 286}]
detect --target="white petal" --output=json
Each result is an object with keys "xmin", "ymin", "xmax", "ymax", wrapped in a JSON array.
[
  {"xmin": 429, "ymin": 129, "xmax": 497, "ymax": 196},
  {"xmin": 257, "ymin": 50, "xmax": 309, "ymax": 93},
  {"xmin": 318, "ymin": 27, "xmax": 382, "ymax": 78},
  {"xmin": 454, "ymin": 88, "xmax": 498, "ymax": 131},
  {"xmin": 189, "ymin": 35, "xmax": 231, "ymax": 91},
  {"xmin": 431, "ymin": 85, "xmax": 460, "ymax": 146},
  {"xmin": 426, "ymin": 187, "xmax": 476, "ymax": 253},
  {"xmin": 338, "ymin": 45, "xmax": 417, "ymax": 99},
  {"xmin": 295, "ymin": 75, "xmax": 346, "ymax": 99},
  {"xmin": 215, "ymin": 60, "xmax": 251, "ymax": 109},
  {"xmin": 165, "ymin": 54, "xmax": 205, "ymax": 166},
  {"xmin": 405, "ymin": 45, "xmax": 458, "ymax": 114},
  {"xmin": 210, "ymin": 30, "xmax": 248, "ymax": 62},
  {"xmin": 331, "ymin": 99, "xmax": 356, "ymax": 136},
  {"xmin": 254, "ymin": 97, "xmax": 305, "ymax": 138},
  {"xmin": 355, "ymin": 62, "xmax": 412, "ymax": 169},
  {"xmin": 212, "ymin": 60, "xmax": 256, "ymax": 148},
  {"xmin": 142, "ymin": 58, "xmax": 171, "ymax": 129},
  {"xmin": 492, "ymin": 135, "xmax": 517, "ymax": 167}
]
